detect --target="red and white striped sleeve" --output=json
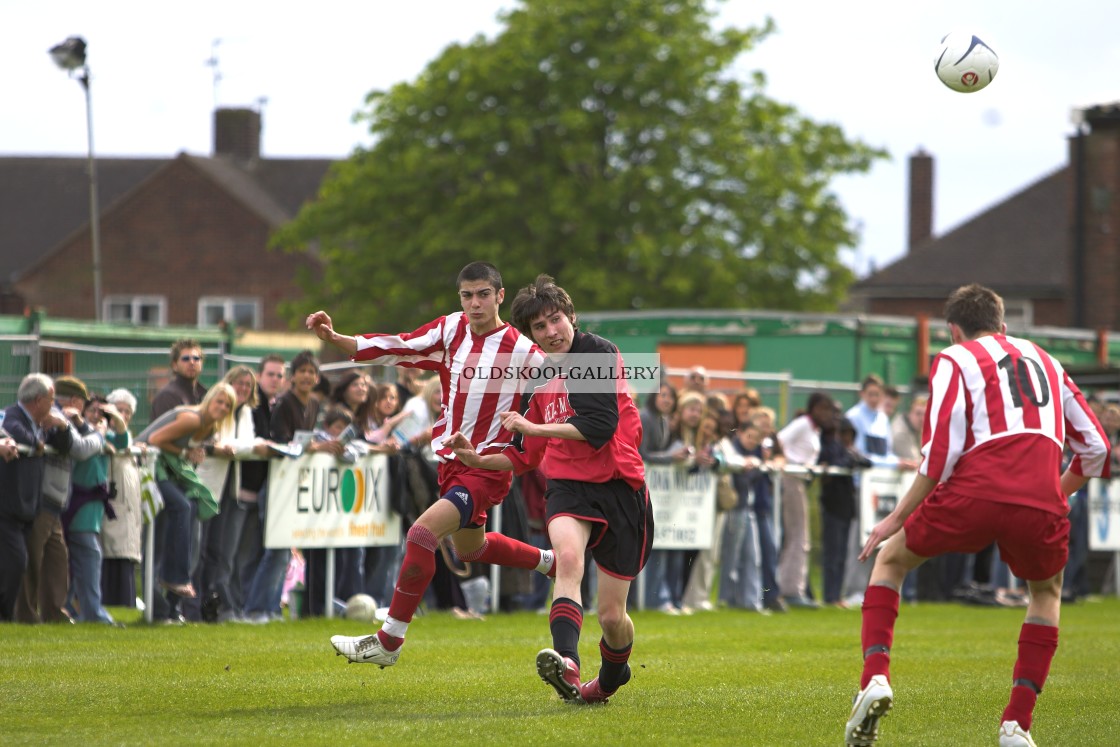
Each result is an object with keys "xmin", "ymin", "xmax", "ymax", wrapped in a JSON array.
[
  {"xmin": 350, "ymin": 315, "xmax": 448, "ymax": 370},
  {"xmin": 919, "ymin": 352, "xmax": 969, "ymax": 482},
  {"xmin": 1059, "ymin": 369, "xmax": 1112, "ymax": 479}
]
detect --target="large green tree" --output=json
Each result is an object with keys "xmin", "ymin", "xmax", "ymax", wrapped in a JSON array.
[{"xmin": 274, "ymin": 0, "xmax": 886, "ymax": 332}]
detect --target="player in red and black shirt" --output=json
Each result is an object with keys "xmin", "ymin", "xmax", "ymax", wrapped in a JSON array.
[
  {"xmin": 844, "ymin": 284, "xmax": 1111, "ymax": 747},
  {"xmin": 451, "ymin": 275, "xmax": 653, "ymax": 706}
]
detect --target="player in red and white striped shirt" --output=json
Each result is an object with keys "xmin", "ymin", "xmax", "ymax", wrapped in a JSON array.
[
  {"xmin": 306, "ymin": 262, "xmax": 553, "ymax": 669},
  {"xmin": 845, "ymin": 284, "xmax": 1111, "ymax": 747}
]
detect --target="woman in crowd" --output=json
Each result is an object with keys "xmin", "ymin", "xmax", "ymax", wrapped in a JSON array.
[
  {"xmin": 139, "ymin": 383, "xmax": 237, "ymax": 603},
  {"xmin": 681, "ymin": 407, "xmax": 726, "ymax": 612},
  {"xmin": 730, "ymin": 390, "xmax": 758, "ymax": 432},
  {"xmin": 637, "ymin": 383, "xmax": 688, "ymax": 612},
  {"xmin": 330, "ymin": 372, "xmax": 373, "ymax": 436},
  {"xmin": 364, "ymin": 382, "xmax": 408, "ymax": 452},
  {"xmin": 326, "ymin": 371, "xmax": 380, "ymax": 602},
  {"xmin": 198, "ymin": 365, "xmax": 272, "ymax": 622},
  {"xmin": 665, "ymin": 390, "xmax": 711, "ymax": 614},
  {"xmin": 100, "ymin": 388, "xmax": 144, "ymax": 609},
  {"xmin": 776, "ymin": 392, "xmax": 835, "ymax": 609},
  {"xmin": 747, "ymin": 406, "xmax": 786, "ymax": 612},
  {"xmin": 63, "ymin": 395, "xmax": 129, "ymax": 624},
  {"xmin": 362, "ymin": 381, "xmax": 409, "ymax": 606}
]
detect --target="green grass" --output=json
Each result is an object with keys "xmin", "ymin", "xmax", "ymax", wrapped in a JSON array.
[{"xmin": 2, "ymin": 599, "xmax": 1119, "ymax": 746}]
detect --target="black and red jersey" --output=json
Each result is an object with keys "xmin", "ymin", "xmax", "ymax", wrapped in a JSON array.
[{"xmin": 503, "ymin": 331, "xmax": 645, "ymax": 490}]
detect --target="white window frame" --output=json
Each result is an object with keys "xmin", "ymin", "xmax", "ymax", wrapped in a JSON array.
[
  {"xmin": 197, "ymin": 296, "xmax": 262, "ymax": 330},
  {"xmin": 1002, "ymin": 299, "xmax": 1034, "ymax": 331},
  {"xmin": 103, "ymin": 295, "xmax": 167, "ymax": 326}
]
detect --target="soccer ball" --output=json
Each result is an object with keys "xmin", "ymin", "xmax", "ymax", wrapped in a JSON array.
[
  {"xmin": 344, "ymin": 593, "xmax": 378, "ymax": 622},
  {"xmin": 934, "ymin": 32, "xmax": 999, "ymax": 93}
]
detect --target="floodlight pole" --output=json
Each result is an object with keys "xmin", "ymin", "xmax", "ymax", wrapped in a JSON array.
[
  {"xmin": 81, "ymin": 70, "xmax": 103, "ymax": 322},
  {"xmin": 51, "ymin": 36, "xmax": 102, "ymax": 321}
]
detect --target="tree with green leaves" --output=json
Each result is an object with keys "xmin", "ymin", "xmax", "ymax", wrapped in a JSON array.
[{"xmin": 274, "ymin": 0, "xmax": 887, "ymax": 332}]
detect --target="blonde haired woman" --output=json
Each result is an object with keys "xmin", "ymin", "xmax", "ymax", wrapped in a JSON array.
[
  {"xmin": 198, "ymin": 366, "xmax": 273, "ymax": 621},
  {"xmin": 139, "ymin": 383, "xmax": 236, "ymax": 601}
]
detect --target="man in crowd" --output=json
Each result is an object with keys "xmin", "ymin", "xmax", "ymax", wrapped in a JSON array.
[
  {"xmin": 16, "ymin": 375, "xmax": 103, "ymax": 624},
  {"xmin": 151, "ymin": 339, "xmax": 208, "ymax": 419},
  {"xmin": 0, "ymin": 374, "xmax": 68, "ymax": 621}
]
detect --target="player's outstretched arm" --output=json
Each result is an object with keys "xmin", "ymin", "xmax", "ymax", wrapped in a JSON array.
[{"xmin": 305, "ymin": 310, "xmax": 358, "ymax": 356}]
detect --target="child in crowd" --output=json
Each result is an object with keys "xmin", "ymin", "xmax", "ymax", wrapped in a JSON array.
[{"xmin": 717, "ymin": 422, "xmax": 765, "ymax": 611}]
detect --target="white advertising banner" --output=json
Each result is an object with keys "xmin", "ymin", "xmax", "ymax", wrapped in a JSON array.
[
  {"xmin": 264, "ymin": 453, "xmax": 401, "ymax": 549},
  {"xmin": 1088, "ymin": 478, "xmax": 1120, "ymax": 551},
  {"xmin": 858, "ymin": 468, "xmax": 918, "ymax": 543},
  {"xmin": 646, "ymin": 464, "xmax": 717, "ymax": 550}
]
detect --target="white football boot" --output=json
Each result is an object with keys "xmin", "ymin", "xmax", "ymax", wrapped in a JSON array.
[
  {"xmin": 844, "ymin": 675, "xmax": 893, "ymax": 746},
  {"xmin": 330, "ymin": 634, "xmax": 401, "ymax": 668},
  {"xmin": 999, "ymin": 720, "xmax": 1038, "ymax": 747}
]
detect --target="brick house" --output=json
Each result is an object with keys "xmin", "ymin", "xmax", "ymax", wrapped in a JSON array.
[
  {"xmin": 0, "ymin": 108, "xmax": 332, "ymax": 330},
  {"xmin": 848, "ymin": 102, "xmax": 1120, "ymax": 334}
]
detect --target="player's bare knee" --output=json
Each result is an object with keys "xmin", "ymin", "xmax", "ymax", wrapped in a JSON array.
[
  {"xmin": 554, "ymin": 546, "xmax": 585, "ymax": 579},
  {"xmin": 597, "ymin": 605, "xmax": 629, "ymax": 636}
]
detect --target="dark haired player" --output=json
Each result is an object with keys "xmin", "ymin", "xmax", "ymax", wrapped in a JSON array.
[
  {"xmin": 308, "ymin": 261, "xmax": 553, "ymax": 668},
  {"xmin": 451, "ymin": 274, "xmax": 653, "ymax": 705},
  {"xmin": 844, "ymin": 284, "xmax": 1110, "ymax": 747}
]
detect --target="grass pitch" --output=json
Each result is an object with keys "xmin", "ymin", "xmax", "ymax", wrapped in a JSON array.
[{"xmin": 2, "ymin": 598, "xmax": 1118, "ymax": 746}]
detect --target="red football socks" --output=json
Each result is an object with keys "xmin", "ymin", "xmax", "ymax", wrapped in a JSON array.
[
  {"xmin": 860, "ymin": 585, "xmax": 900, "ymax": 689},
  {"xmin": 1002, "ymin": 623, "xmax": 1059, "ymax": 732},
  {"xmin": 462, "ymin": 532, "xmax": 545, "ymax": 570},
  {"xmin": 384, "ymin": 525, "xmax": 440, "ymax": 628}
]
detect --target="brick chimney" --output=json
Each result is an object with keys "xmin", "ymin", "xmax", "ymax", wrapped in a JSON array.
[
  {"xmin": 907, "ymin": 148, "xmax": 934, "ymax": 252},
  {"xmin": 213, "ymin": 107, "xmax": 261, "ymax": 162},
  {"xmin": 1069, "ymin": 103, "xmax": 1120, "ymax": 329}
]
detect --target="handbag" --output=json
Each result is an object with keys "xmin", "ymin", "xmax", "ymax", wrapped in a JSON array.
[
  {"xmin": 41, "ymin": 455, "xmax": 72, "ymax": 510},
  {"xmin": 716, "ymin": 472, "xmax": 738, "ymax": 511},
  {"xmin": 139, "ymin": 453, "xmax": 164, "ymax": 525}
]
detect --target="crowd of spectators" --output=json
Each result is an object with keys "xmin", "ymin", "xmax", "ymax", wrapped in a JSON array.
[{"xmin": 2, "ymin": 350, "xmax": 1118, "ymax": 627}]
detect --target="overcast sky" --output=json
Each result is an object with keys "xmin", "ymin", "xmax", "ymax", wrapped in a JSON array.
[{"xmin": 7, "ymin": 0, "xmax": 1120, "ymax": 278}]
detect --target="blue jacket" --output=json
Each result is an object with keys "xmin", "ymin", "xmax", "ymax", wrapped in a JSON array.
[{"xmin": 0, "ymin": 403, "xmax": 73, "ymax": 523}]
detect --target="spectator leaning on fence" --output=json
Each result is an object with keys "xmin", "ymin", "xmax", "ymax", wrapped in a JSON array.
[
  {"xmin": 100, "ymin": 388, "xmax": 144, "ymax": 608},
  {"xmin": 818, "ymin": 416, "xmax": 872, "ymax": 608},
  {"xmin": 776, "ymin": 391, "xmax": 835, "ymax": 610},
  {"xmin": 891, "ymin": 394, "xmax": 927, "ymax": 464},
  {"xmin": 0, "ymin": 374, "xmax": 68, "ymax": 621},
  {"xmin": 62, "ymin": 394, "xmax": 129, "ymax": 625},
  {"xmin": 636, "ymin": 382, "xmax": 688, "ymax": 612},
  {"xmin": 747, "ymin": 406, "xmax": 786, "ymax": 613},
  {"xmin": 198, "ymin": 365, "xmax": 272, "ymax": 623},
  {"xmin": 239, "ymin": 353, "xmax": 289, "ymax": 624},
  {"xmin": 682, "ymin": 408, "xmax": 727, "ymax": 612},
  {"xmin": 666, "ymin": 390, "xmax": 710, "ymax": 614},
  {"xmin": 842, "ymin": 376, "xmax": 919, "ymax": 606},
  {"xmin": 17, "ymin": 375, "xmax": 105, "ymax": 625},
  {"xmin": 269, "ymin": 350, "xmax": 344, "ymax": 619},
  {"xmin": 717, "ymin": 422, "xmax": 765, "ymax": 612},
  {"xmin": 139, "ymin": 383, "xmax": 238, "ymax": 607}
]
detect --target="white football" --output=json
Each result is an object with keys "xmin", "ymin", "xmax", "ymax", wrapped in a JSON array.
[
  {"xmin": 934, "ymin": 32, "xmax": 999, "ymax": 93},
  {"xmin": 344, "ymin": 593, "xmax": 378, "ymax": 622}
]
